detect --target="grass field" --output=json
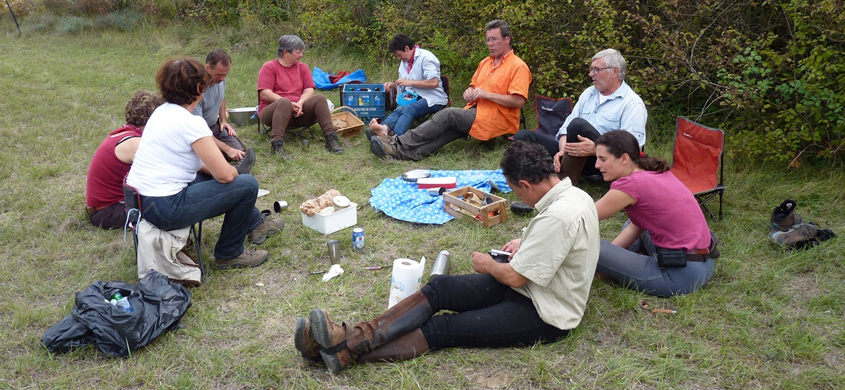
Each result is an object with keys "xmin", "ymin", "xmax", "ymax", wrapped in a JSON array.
[{"xmin": 1, "ymin": 24, "xmax": 844, "ymax": 389}]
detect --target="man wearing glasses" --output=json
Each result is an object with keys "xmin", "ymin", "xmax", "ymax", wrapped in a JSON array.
[
  {"xmin": 369, "ymin": 19, "xmax": 531, "ymax": 161},
  {"xmin": 514, "ymin": 49, "xmax": 647, "ymax": 186}
]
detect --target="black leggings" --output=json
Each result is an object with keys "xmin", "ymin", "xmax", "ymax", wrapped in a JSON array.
[
  {"xmin": 419, "ymin": 274, "xmax": 570, "ymax": 350},
  {"xmin": 512, "ymin": 117, "xmax": 602, "ymax": 175}
]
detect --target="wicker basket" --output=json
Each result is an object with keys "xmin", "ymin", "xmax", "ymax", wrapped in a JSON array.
[{"xmin": 331, "ymin": 107, "xmax": 365, "ymax": 138}]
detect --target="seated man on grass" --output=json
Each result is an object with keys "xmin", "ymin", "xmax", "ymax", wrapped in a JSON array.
[
  {"xmin": 193, "ymin": 50, "xmax": 254, "ymax": 175},
  {"xmin": 85, "ymin": 90, "xmax": 164, "ymax": 229},
  {"xmin": 367, "ymin": 33, "xmax": 448, "ymax": 139},
  {"xmin": 513, "ymin": 48, "xmax": 647, "ymax": 186},
  {"xmin": 294, "ymin": 141, "xmax": 601, "ymax": 373},
  {"xmin": 368, "ymin": 20, "xmax": 530, "ymax": 161}
]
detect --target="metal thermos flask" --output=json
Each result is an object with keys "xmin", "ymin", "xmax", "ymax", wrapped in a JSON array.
[{"xmin": 429, "ymin": 250, "xmax": 451, "ymax": 279}]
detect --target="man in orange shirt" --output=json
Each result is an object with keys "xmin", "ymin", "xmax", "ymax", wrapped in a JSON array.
[{"xmin": 369, "ymin": 20, "xmax": 531, "ymax": 161}]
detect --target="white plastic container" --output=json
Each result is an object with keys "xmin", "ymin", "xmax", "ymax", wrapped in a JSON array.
[{"xmin": 301, "ymin": 202, "xmax": 358, "ymax": 235}]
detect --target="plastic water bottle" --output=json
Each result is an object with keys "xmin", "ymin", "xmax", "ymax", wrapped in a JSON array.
[
  {"xmin": 347, "ymin": 94, "xmax": 354, "ymax": 106},
  {"xmin": 375, "ymin": 93, "xmax": 381, "ymax": 107},
  {"xmin": 110, "ymin": 292, "xmax": 134, "ymax": 313}
]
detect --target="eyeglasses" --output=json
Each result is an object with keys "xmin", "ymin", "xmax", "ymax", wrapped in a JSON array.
[
  {"xmin": 486, "ymin": 37, "xmax": 502, "ymax": 44},
  {"xmin": 589, "ymin": 66, "xmax": 613, "ymax": 74}
]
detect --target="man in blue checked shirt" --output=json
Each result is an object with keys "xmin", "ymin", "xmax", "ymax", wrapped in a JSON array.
[{"xmin": 514, "ymin": 48, "xmax": 647, "ymax": 186}]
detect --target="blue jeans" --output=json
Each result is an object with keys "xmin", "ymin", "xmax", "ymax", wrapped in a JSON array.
[
  {"xmin": 383, "ymin": 98, "xmax": 445, "ymax": 136},
  {"xmin": 139, "ymin": 174, "xmax": 264, "ymax": 259}
]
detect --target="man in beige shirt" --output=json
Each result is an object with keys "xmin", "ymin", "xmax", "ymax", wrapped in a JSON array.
[{"xmin": 295, "ymin": 141, "xmax": 600, "ymax": 373}]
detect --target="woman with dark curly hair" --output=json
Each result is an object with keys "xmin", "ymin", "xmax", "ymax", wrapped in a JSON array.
[
  {"xmin": 127, "ymin": 57, "xmax": 283, "ymax": 269},
  {"xmin": 593, "ymin": 130, "xmax": 718, "ymax": 296},
  {"xmin": 86, "ymin": 90, "xmax": 165, "ymax": 229}
]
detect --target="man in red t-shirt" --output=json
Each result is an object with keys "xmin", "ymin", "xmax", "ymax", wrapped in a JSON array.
[
  {"xmin": 369, "ymin": 20, "xmax": 531, "ymax": 161},
  {"xmin": 257, "ymin": 35, "xmax": 343, "ymax": 159}
]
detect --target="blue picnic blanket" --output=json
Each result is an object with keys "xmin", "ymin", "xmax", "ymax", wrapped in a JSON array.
[
  {"xmin": 370, "ymin": 169, "xmax": 512, "ymax": 225},
  {"xmin": 312, "ymin": 68, "xmax": 367, "ymax": 90}
]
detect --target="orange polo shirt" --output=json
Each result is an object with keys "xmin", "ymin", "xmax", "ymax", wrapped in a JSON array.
[{"xmin": 465, "ymin": 50, "xmax": 531, "ymax": 140}]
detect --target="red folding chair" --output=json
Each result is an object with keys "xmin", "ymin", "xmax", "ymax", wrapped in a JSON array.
[{"xmin": 671, "ymin": 117, "xmax": 726, "ymax": 220}]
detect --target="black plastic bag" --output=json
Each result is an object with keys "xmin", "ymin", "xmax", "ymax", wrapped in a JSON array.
[{"xmin": 42, "ymin": 270, "xmax": 191, "ymax": 357}]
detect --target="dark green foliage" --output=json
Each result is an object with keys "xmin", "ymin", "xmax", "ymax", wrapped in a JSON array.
[
  {"xmin": 288, "ymin": 0, "xmax": 845, "ymax": 165},
  {"xmin": 19, "ymin": 0, "xmax": 845, "ymax": 165}
]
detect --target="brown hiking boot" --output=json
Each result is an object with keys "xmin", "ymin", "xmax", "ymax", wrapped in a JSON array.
[
  {"xmin": 248, "ymin": 217, "xmax": 284, "ymax": 245},
  {"xmin": 271, "ymin": 139, "xmax": 291, "ymax": 160},
  {"xmin": 770, "ymin": 199, "xmax": 802, "ymax": 233},
  {"xmin": 309, "ymin": 309, "xmax": 354, "ymax": 373},
  {"xmin": 216, "ymin": 248, "xmax": 268, "ymax": 269},
  {"xmin": 295, "ymin": 317, "xmax": 322, "ymax": 362},
  {"xmin": 325, "ymin": 132, "xmax": 344, "ymax": 154},
  {"xmin": 772, "ymin": 222, "xmax": 819, "ymax": 248},
  {"xmin": 370, "ymin": 136, "xmax": 398, "ymax": 159}
]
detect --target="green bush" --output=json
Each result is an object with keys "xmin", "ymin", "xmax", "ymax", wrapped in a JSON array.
[
  {"xmin": 95, "ymin": 9, "xmax": 141, "ymax": 31},
  {"xmin": 56, "ymin": 15, "xmax": 89, "ymax": 32},
  {"xmin": 286, "ymin": 0, "xmax": 845, "ymax": 165},
  {"xmin": 13, "ymin": 0, "xmax": 845, "ymax": 164},
  {"xmin": 18, "ymin": 12, "xmax": 58, "ymax": 34}
]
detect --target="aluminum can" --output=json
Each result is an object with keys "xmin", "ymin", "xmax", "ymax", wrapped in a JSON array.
[
  {"xmin": 352, "ymin": 227, "xmax": 365, "ymax": 250},
  {"xmin": 429, "ymin": 250, "xmax": 451, "ymax": 279}
]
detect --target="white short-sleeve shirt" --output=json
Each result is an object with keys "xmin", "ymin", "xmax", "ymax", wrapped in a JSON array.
[{"xmin": 127, "ymin": 103, "xmax": 212, "ymax": 197}]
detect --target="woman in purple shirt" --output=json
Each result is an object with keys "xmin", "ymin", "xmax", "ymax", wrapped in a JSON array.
[{"xmin": 593, "ymin": 130, "xmax": 718, "ymax": 296}]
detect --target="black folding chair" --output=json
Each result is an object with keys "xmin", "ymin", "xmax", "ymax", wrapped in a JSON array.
[{"xmin": 256, "ymin": 92, "xmax": 317, "ymax": 142}]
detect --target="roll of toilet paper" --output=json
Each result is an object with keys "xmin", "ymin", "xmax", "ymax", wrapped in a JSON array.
[{"xmin": 388, "ymin": 257, "xmax": 426, "ymax": 308}]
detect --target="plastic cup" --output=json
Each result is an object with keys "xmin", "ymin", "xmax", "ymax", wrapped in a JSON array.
[{"xmin": 327, "ymin": 240, "xmax": 340, "ymax": 264}]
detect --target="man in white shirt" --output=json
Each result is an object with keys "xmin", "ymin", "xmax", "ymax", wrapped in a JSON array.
[{"xmin": 513, "ymin": 48, "xmax": 647, "ymax": 186}]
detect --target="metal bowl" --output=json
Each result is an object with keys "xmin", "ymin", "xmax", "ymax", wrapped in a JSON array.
[
  {"xmin": 401, "ymin": 169, "xmax": 432, "ymax": 182},
  {"xmin": 227, "ymin": 107, "xmax": 258, "ymax": 126}
]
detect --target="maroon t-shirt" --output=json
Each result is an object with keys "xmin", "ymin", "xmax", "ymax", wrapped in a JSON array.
[
  {"xmin": 256, "ymin": 60, "xmax": 316, "ymax": 113},
  {"xmin": 85, "ymin": 124, "xmax": 142, "ymax": 208}
]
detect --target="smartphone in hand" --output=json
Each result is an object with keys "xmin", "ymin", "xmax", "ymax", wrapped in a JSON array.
[{"xmin": 488, "ymin": 249, "xmax": 512, "ymax": 263}]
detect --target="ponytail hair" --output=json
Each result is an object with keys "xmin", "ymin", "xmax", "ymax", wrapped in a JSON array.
[{"xmin": 595, "ymin": 130, "xmax": 670, "ymax": 173}]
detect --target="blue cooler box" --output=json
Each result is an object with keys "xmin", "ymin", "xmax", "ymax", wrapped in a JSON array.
[{"xmin": 340, "ymin": 84, "xmax": 387, "ymax": 120}]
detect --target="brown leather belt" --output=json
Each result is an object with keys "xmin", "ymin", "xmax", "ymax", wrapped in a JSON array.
[
  {"xmin": 685, "ymin": 248, "xmax": 710, "ymax": 262},
  {"xmin": 86, "ymin": 205, "xmax": 107, "ymax": 215}
]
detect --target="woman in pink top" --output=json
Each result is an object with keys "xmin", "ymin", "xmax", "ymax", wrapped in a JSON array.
[
  {"xmin": 593, "ymin": 130, "xmax": 718, "ymax": 296},
  {"xmin": 257, "ymin": 34, "xmax": 343, "ymax": 159}
]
